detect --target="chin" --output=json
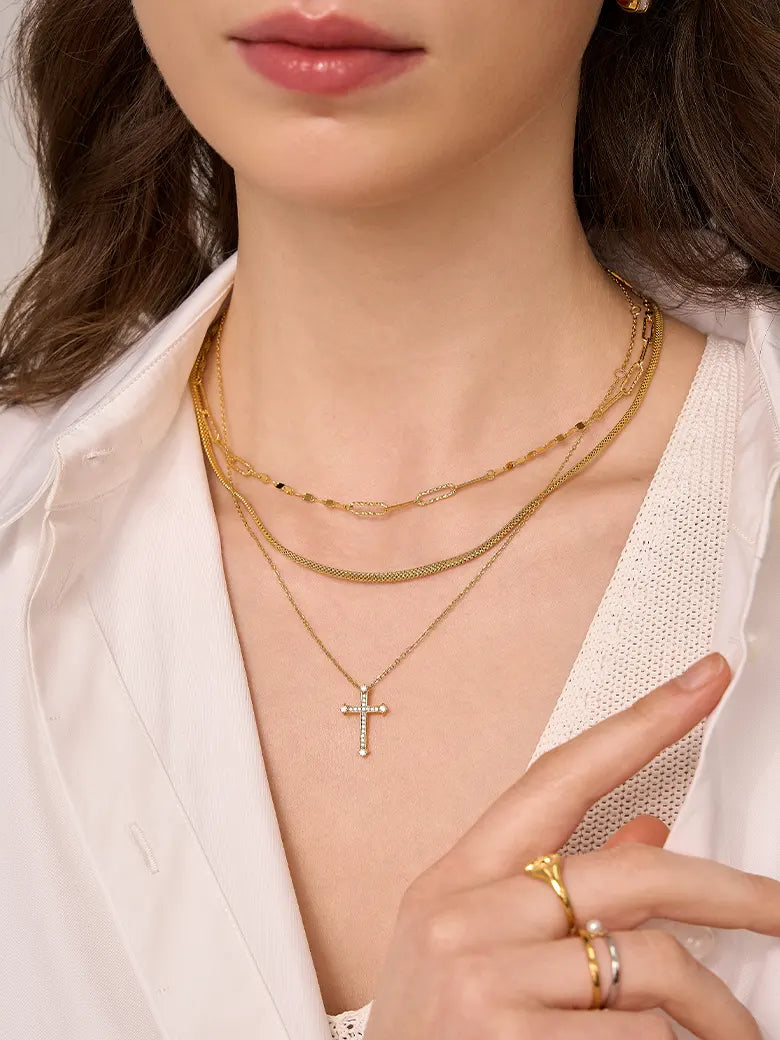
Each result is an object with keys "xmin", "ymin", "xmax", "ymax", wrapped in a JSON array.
[{"xmin": 232, "ymin": 129, "xmax": 468, "ymax": 211}]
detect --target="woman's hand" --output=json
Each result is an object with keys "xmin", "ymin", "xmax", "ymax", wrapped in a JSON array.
[{"xmin": 364, "ymin": 653, "xmax": 780, "ymax": 1039}]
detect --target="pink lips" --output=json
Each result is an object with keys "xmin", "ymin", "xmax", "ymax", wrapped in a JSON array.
[{"xmin": 229, "ymin": 8, "xmax": 426, "ymax": 95}]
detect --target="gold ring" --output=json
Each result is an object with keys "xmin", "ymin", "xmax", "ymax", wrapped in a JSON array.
[
  {"xmin": 583, "ymin": 919, "xmax": 621, "ymax": 1008},
  {"xmin": 523, "ymin": 852, "xmax": 578, "ymax": 935},
  {"xmin": 578, "ymin": 929, "xmax": 602, "ymax": 1009}
]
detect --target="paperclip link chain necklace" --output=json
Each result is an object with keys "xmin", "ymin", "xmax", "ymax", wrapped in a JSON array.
[
  {"xmin": 189, "ymin": 283, "xmax": 665, "ymax": 756},
  {"xmin": 191, "ymin": 280, "xmax": 660, "ymax": 585},
  {"xmin": 200, "ymin": 268, "xmax": 644, "ymax": 518}
]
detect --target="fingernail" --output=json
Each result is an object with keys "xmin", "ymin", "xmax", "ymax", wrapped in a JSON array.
[{"xmin": 676, "ymin": 652, "xmax": 726, "ymax": 691}]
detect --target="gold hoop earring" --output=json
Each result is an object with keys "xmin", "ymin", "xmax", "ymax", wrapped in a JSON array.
[{"xmin": 615, "ymin": 0, "xmax": 653, "ymax": 11}]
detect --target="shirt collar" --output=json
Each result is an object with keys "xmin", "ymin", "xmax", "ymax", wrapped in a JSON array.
[{"xmin": 0, "ymin": 253, "xmax": 237, "ymax": 525}]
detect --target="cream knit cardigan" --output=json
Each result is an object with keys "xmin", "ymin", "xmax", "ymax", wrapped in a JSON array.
[{"xmin": 329, "ymin": 333, "xmax": 743, "ymax": 1038}]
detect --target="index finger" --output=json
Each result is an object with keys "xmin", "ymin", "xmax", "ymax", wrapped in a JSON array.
[{"xmin": 428, "ymin": 652, "xmax": 731, "ymax": 892}]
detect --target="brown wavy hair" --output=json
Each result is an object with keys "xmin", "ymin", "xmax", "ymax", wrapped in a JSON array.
[{"xmin": 1, "ymin": 0, "xmax": 778, "ymax": 407}]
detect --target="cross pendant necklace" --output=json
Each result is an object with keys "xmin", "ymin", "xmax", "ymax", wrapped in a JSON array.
[
  {"xmin": 197, "ymin": 270, "xmax": 659, "ymax": 762},
  {"xmin": 340, "ymin": 684, "xmax": 389, "ymax": 757}
]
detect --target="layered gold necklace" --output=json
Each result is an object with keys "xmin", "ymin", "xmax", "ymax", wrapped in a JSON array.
[
  {"xmin": 205, "ymin": 270, "xmax": 647, "ymax": 519},
  {"xmin": 189, "ymin": 270, "xmax": 664, "ymax": 756}
]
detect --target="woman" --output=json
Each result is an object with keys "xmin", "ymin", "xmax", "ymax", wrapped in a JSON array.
[{"xmin": 1, "ymin": 0, "xmax": 779, "ymax": 1037}]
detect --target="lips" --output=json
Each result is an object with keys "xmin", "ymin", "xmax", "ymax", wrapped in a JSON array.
[
  {"xmin": 229, "ymin": 8, "xmax": 425, "ymax": 95},
  {"xmin": 229, "ymin": 8, "xmax": 423, "ymax": 52},
  {"xmin": 233, "ymin": 39, "xmax": 424, "ymax": 94}
]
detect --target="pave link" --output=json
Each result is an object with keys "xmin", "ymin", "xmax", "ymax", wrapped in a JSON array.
[
  {"xmin": 200, "ymin": 268, "xmax": 642, "ymax": 519},
  {"xmin": 191, "ymin": 293, "xmax": 660, "ymax": 585},
  {"xmin": 188, "ymin": 280, "xmax": 664, "ymax": 753}
]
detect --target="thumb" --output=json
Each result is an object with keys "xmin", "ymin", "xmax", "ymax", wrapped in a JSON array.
[{"xmin": 603, "ymin": 814, "xmax": 669, "ymax": 849}]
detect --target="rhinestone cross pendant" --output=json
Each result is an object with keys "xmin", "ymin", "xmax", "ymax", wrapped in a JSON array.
[{"xmin": 340, "ymin": 685, "xmax": 389, "ymax": 757}]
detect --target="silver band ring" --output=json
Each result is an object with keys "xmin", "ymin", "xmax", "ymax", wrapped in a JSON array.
[{"xmin": 583, "ymin": 919, "xmax": 621, "ymax": 1008}]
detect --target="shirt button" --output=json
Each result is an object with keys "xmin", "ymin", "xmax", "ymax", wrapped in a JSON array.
[
  {"xmin": 83, "ymin": 447, "xmax": 114, "ymax": 463},
  {"xmin": 746, "ymin": 630, "xmax": 761, "ymax": 660},
  {"xmin": 643, "ymin": 921, "xmax": 717, "ymax": 962},
  {"xmin": 679, "ymin": 924, "xmax": 716, "ymax": 962}
]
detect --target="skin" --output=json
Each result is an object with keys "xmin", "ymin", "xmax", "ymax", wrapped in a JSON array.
[
  {"xmin": 364, "ymin": 655, "xmax": 777, "ymax": 1038},
  {"xmin": 128, "ymin": 1, "xmax": 766, "ymax": 1033}
]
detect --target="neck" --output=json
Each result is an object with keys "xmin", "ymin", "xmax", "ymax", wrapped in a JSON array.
[{"xmin": 211, "ymin": 86, "xmax": 636, "ymax": 504}]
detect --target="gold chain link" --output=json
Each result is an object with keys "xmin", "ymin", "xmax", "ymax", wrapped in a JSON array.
[
  {"xmin": 188, "ymin": 276, "xmax": 663, "ymax": 698},
  {"xmin": 191, "ymin": 287, "xmax": 660, "ymax": 585},
  {"xmin": 196, "ymin": 269, "xmax": 643, "ymax": 518}
]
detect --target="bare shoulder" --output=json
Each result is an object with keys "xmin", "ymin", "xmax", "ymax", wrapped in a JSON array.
[
  {"xmin": 658, "ymin": 311, "xmax": 709, "ymax": 359},
  {"xmin": 649, "ymin": 311, "xmax": 712, "ymax": 404}
]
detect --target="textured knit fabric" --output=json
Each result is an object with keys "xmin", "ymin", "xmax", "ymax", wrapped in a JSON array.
[{"xmin": 327, "ymin": 333, "xmax": 744, "ymax": 1038}]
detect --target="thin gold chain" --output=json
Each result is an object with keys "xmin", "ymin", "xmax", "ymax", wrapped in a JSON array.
[
  {"xmin": 191, "ymin": 293, "xmax": 661, "ymax": 585},
  {"xmin": 198, "ymin": 268, "xmax": 643, "ymax": 518},
  {"xmin": 188, "ymin": 285, "xmax": 664, "ymax": 752},
  {"xmin": 201, "ymin": 307, "xmax": 633, "ymax": 694},
  {"xmin": 223, "ymin": 397, "xmax": 594, "ymax": 695},
  {"xmin": 189, "ymin": 293, "xmax": 665, "ymax": 698}
]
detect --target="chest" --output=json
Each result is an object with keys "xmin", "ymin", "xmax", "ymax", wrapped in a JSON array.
[
  {"xmin": 198, "ymin": 327, "xmax": 741, "ymax": 1017},
  {"xmin": 214, "ymin": 461, "xmax": 722, "ymax": 1016}
]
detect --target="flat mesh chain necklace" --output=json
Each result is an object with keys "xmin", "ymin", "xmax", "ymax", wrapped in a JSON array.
[{"xmin": 190, "ymin": 276, "xmax": 664, "ymax": 756}]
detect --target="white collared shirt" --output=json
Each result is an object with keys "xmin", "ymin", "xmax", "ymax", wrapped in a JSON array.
[{"xmin": 2, "ymin": 250, "xmax": 780, "ymax": 1040}]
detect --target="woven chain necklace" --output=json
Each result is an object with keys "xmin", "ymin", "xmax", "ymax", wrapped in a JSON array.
[{"xmin": 189, "ymin": 275, "xmax": 664, "ymax": 756}]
